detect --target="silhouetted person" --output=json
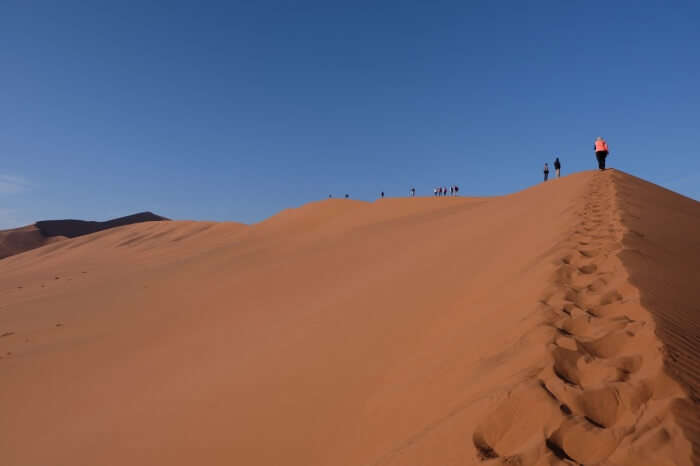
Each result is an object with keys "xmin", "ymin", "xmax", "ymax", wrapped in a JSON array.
[
  {"xmin": 454, "ymin": 185, "xmax": 459, "ymax": 195},
  {"xmin": 329, "ymin": 194, "xmax": 332, "ymax": 198},
  {"xmin": 544, "ymin": 163, "xmax": 549, "ymax": 181},
  {"xmin": 433, "ymin": 187, "xmax": 438, "ymax": 197},
  {"xmin": 554, "ymin": 157, "xmax": 561, "ymax": 178},
  {"xmin": 380, "ymin": 191, "xmax": 384, "ymax": 199},
  {"xmin": 410, "ymin": 187, "xmax": 416, "ymax": 197},
  {"xmin": 594, "ymin": 137, "xmax": 609, "ymax": 170},
  {"xmin": 345, "ymin": 194, "xmax": 349, "ymax": 199}
]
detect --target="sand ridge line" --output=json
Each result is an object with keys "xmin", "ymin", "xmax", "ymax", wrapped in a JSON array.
[{"xmin": 471, "ymin": 171, "xmax": 693, "ymax": 465}]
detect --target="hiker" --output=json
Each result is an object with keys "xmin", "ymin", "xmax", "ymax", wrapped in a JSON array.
[
  {"xmin": 433, "ymin": 187, "xmax": 438, "ymax": 197},
  {"xmin": 594, "ymin": 137, "xmax": 609, "ymax": 170},
  {"xmin": 454, "ymin": 185, "xmax": 459, "ymax": 195},
  {"xmin": 443, "ymin": 187, "xmax": 447, "ymax": 197},
  {"xmin": 380, "ymin": 191, "xmax": 384, "ymax": 199},
  {"xmin": 412, "ymin": 187, "xmax": 416, "ymax": 197},
  {"xmin": 544, "ymin": 163, "xmax": 549, "ymax": 181},
  {"xmin": 554, "ymin": 157, "xmax": 561, "ymax": 178},
  {"xmin": 345, "ymin": 194, "xmax": 349, "ymax": 199}
]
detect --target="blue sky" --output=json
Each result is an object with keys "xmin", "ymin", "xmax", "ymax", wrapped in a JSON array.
[{"xmin": 1, "ymin": 1, "xmax": 699, "ymax": 227}]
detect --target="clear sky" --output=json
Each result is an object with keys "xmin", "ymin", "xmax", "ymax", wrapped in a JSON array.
[{"xmin": 2, "ymin": 1, "xmax": 699, "ymax": 227}]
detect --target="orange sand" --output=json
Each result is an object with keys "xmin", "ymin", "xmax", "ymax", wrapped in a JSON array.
[{"xmin": 0, "ymin": 170, "xmax": 698, "ymax": 465}]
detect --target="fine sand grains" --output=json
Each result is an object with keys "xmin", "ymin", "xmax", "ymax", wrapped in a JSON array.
[{"xmin": 472, "ymin": 171, "xmax": 694, "ymax": 465}]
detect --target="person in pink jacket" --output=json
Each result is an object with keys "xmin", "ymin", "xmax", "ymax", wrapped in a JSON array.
[{"xmin": 594, "ymin": 137, "xmax": 609, "ymax": 170}]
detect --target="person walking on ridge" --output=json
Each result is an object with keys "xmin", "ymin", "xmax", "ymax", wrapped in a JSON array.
[
  {"xmin": 595, "ymin": 137, "xmax": 609, "ymax": 170},
  {"xmin": 544, "ymin": 163, "xmax": 549, "ymax": 181},
  {"xmin": 380, "ymin": 191, "xmax": 384, "ymax": 199},
  {"xmin": 554, "ymin": 157, "xmax": 561, "ymax": 178}
]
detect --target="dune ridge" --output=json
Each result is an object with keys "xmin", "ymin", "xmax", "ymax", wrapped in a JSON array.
[
  {"xmin": 0, "ymin": 170, "xmax": 698, "ymax": 465},
  {"xmin": 472, "ymin": 170, "xmax": 694, "ymax": 465}
]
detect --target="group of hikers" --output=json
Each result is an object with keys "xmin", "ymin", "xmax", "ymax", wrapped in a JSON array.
[
  {"xmin": 339, "ymin": 137, "xmax": 612, "ymax": 197},
  {"xmin": 433, "ymin": 186, "xmax": 459, "ymax": 197},
  {"xmin": 544, "ymin": 136, "xmax": 610, "ymax": 181}
]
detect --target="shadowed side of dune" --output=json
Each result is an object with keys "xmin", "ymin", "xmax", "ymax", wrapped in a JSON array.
[
  {"xmin": 613, "ymin": 170, "xmax": 700, "ymax": 463},
  {"xmin": 0, "ymin": 225, "xmax": 65, "ymax": 260},
  {"xmin": 36, "ymin": 211, "xmax": 169, "ymax": 238},
  {"xmin": 0, "ymin": 212, "xmax": 169, "ymax": 260}
]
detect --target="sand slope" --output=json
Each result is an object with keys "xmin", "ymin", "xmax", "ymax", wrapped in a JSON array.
[{"xmin": 0, "ymin": 171, "xmax": 698, "ymax": 465}]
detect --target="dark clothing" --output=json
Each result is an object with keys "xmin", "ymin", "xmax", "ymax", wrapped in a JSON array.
[
  {"xmin": 544, "ymin": 172, "xmax": 549, "ymax": 181},
  {"xmin": 554, "ymin": 158, "xmax": 561, "ymax": 170},
  {"xmin": 595, "ymin": 151, "xmax": 608, "ymax": 170}
]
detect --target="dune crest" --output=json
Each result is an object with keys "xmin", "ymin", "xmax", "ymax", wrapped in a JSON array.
[
  {"xmin": 0, "ymin": 171, "xmax": 698, "ymax": 465},
  {"xmin": 472, "ymin": 171, "xmax": 694, "ymax": 465}
]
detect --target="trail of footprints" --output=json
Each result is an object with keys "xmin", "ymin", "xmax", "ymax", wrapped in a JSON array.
[{"xmin": 472, "ymin": 172, "xmax": 680, "ymax": 465}]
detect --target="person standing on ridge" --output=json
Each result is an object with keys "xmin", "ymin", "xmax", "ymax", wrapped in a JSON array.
[
  {"xmin": 594, "ymin": 137, "xmax": 609, "ymax": 170},
  {"xmin": 380, "ymin": 191, "xmax": 384, "ymax": 199},
  {"xmin": 554, "ymin": 157, "xmax": 561, "ymax": 178},
  {"xmin": 544, "ymin": 163, "xmax": 549, "ymax": 181}
]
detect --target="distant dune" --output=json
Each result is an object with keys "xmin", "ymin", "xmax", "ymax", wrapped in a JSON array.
[
  {"xmin": 0, "ymin": 211, "xmax": 168, "ymax": 259},
  {"xmin": 0, "ymin": 171, "xmax": 698, "ymax": 465}
]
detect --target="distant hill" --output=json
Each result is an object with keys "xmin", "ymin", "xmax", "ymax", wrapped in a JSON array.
[{"xmin": 0, "ymin": 212, "xmax": 168, "ymax": 259}]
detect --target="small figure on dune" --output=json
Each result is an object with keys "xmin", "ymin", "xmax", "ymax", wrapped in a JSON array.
[
  {"xmin": 554, "ymin": 157, "xmax": 561, "ymax": 178},
  {"xmin": 544, "ymin": 163, "xmax": 549, "ymax": 181},
  {"xmin": 380, "ymin": 191, "xmax": 384, "ymax": 199},
  {"xmin": 433, "ymin": 187, "xmax": 438, "ymax": 197},
  {"xmin": 594, "ymin": 137, "xmax": 609, "ymax": 170},
  {"xmin": 345, "ymin": 194, "xmax": 349, "ymax": 199},
  {"xmin": 454, "ymin": 185, "xmax": 459, "ymax": 195},
  {"xmin": 329, "ymin": 194, "xmax": 332, "ymax": 198}
]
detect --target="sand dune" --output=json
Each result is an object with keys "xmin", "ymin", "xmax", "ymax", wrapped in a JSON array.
[
  {"xmin": 0, "ymin": 212, "xmax": 168, "ymax": 260},
  {"xmin": 0, "ymin": 170, "xmax": 698, "ymax": 465}
]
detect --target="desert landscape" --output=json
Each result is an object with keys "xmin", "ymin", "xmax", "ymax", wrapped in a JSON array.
[{"xmin": 1, "ymin": 169, "xmax": 699, "ymax": 465}]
